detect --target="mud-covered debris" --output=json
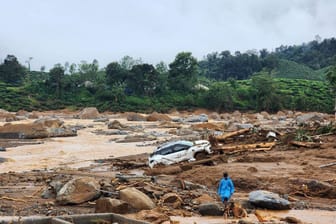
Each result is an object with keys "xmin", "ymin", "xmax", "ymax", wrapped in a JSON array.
[
  {"xmin": 280, "ymin": 216, "xmax": 303, "ymax": 224},
  {"xmin": 34, "ymin": 117, "xmax": 64, "ymax": 128},
  {"xmin": 93, "ymin": 129, "xmax": 128, "ymax": 135},
  {"xmin": 127, "ymin": 112, "xmax": 147, "ymax": 121},
  {"xmin": 107, "ymin": 120, "xmax": 129, "ymax": 129},
  {"xmin": 95, "ymin": 197, "xmax": 129, "ymax": 214},
  {"xmin": 93, "ymin": 117, "xmax": 109, "ymax": 122},
  {"xmin": 136, "ymin": 209, "xmax": 170, "ymax": 224},
  {"xmin": 159, "ymin": 193, "xmax": 183, "ymax": 208},
  {"xmin": 116, "ymin": 134, "xmax": 157, "ymax": 143},
  {"xmin": 146, "ymin": 112, "xmax": 171, "ymax": 122}
]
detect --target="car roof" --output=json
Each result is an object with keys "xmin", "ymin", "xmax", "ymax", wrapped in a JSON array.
[{"xmin": 155, "ymin": 140, "xmax": 193, "ymax": 151}]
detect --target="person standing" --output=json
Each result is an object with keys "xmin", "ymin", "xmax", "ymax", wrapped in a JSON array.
[{"xmin": 217, "ymin": 172, "xmax": 235, "ymax": 217}]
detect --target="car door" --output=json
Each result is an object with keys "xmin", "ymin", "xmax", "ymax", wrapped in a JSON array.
[{"xmin": 171, "ymin": 144, "xmax": 189, "ymax": 162}]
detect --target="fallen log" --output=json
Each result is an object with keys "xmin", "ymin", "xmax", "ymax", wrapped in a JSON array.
[
  {"xmin": 215, "ymin": 128, "xmax": 250, "ymax": 142},
  {"xmin": 319, "ymin": 162, "xmax": 336, "ymax": 168},
  {"xmin": 213, "ymin": 142, "xmax": 276, "ymax": 152},
  {"xmin": 290, "ymin": 141, "xmax": 320, "ymax": 148}
]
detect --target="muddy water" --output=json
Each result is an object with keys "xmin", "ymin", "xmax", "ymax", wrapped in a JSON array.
[
  {"xmin": 0, "ymin": 119, "xmax": 155, "ymax": 173},
  {"xmin": 171, "ymin": 209, "xmax": 336, "ymax": 224}
]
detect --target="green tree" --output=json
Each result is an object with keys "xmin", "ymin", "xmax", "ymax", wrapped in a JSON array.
[
  {"xmin": 48, "ymin": 64, "xmax": 65, "ymax": 98},
  {"xmin": 326, "ymin": 66, "xmax": 336, "ymax": 119},
  {"xmin": 120, "ymin": 56, "xmax": 142, "ymax": 70},
  {"xmin": 78, "ymin": 59, "xmax": 99, "ymax": 83},
  {"xmin": 128, "ymin": 64, "xmax": 159, "ymax": 96},
  {"xmin": 168, "ymin": 52, "xmax": 198, "ymax": 92},
  {"xmin": 106, "ymin": 62, "xmax": 126, "ymax": 86},
  {"xmin": 0, "ymin": 55, "xmax": 26, "ymax": 84},
  {"xmin": 250, "ymin": 72, "xmax": 281, "ymax": 112},
  {"xmin": 205, "ymin": 82, "xmax": 234, "ymax": 112},
  {"xmin": 155, "ymin": 61, "xmax": 169, "ymax": 95}
]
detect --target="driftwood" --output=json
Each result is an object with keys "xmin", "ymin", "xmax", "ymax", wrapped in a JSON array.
[
  {"xmin": 290, "ymin": 141, "xmax": 320, "ymax": 148},
  {"xmin": 0, "ymin": 196, "xmax": 26, "ymax": 203},
  {"xmin": 213, "ymin": 142, "xmax": 276, "ymax": 152},
  {"xmin": 319, "ymin": 162, "xmax": 336, "ymax": 168},
  {"xmin": 215, "ymin": 129, "xmax": 250, "ymax": 142},
  {"xmin": 115, "ymin": 173, "xmax": 152, "ymax": 182}
]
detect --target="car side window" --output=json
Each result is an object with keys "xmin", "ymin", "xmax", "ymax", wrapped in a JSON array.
[
  {"xmin": 173, "ymin": 144, "xmax": 189, "ymax": 153},
  {"xmin": 159, "ymin": 146, "xmax": 174, "ymax": 155}
]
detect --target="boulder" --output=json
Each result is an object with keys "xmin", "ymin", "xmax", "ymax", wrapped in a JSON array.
[
  {"xmin": 0, "ymin": 123, "xmax": 48, "ymax": 139},
  {"xmin": 77, "ymin": 107, "xmax": 100, "ymax": 119},
  {"xmin": 296, "ymin": 113, "xmax": 325, "ymax": 125},
  {"xmin": 159, "ymin": 193, "xmax": 183, "ymax": 208},
  {"xmin": 198, "ymin": 202, "xmax": 223, "ymax": 216},
  {"xmin": 185, "ymin": 114, "xmax": 208, "ymax": 123},
  {"xmin": 34, "ymin": 117, "xmax": 64, "ymax": 128},
  {"xmin": 107, "ymin": 120, "xmax": 128, "ymax": 129},
  {"xmin": 209, "ymin": 112, "xmax": 221, "ymax": 120},
  {"xmin": 248, "ymin": 190, "xmax": 290, "ymax": 210},
  {"xmin": 119, "ymin": 187, "xmax": 156, "ymax": 210},
  {"xmin": 146, "ymin": 112, "xmax": 171, "ymax": 122},
  {"xmin": 126, "ymin": 112, "xmax": 147, "ymax": 121},
  {"xmin": 56, "ymin": 177, "xmax": 101, "ymax": 205},
  {"xmin": 95, "ymin": 198, "xmax": 129, "ymax": 214}
]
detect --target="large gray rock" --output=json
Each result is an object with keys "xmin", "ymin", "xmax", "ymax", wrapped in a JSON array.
[
  {"xmin": 119, "ymin": 187, "xmax": 156, "ymax": 210},
  {"xmin": 198, "ymin": 202, "xmax": 223, "ymax": 216},
  {"xmin": 95, "ymin": 198, "xmax": 129, "ymax": 214},
  {"xmin": 296, "ymin": 113, "xmax": 325, "ymax": 125},
  {"xmin": 185, "ymin": 114, "xmax": 208, "ymax": 123},
  {"xmin": 249, "ymin": 190, "xmax": 290, "ymax": 210},
  {"xmin": 56, "ymin": 177, "xmax": 101, "ymax": 205}
]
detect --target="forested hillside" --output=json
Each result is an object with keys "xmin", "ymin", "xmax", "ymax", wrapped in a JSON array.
[{"xmin": 0, "ymin": 37, "xmax": 335, "ymax": 113}]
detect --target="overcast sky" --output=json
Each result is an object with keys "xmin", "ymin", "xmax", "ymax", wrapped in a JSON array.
[{"xmin": 1, "ymin": 0, "xmax": 336, "ymax": 71}]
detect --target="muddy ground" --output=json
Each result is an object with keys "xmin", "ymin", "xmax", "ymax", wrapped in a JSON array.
[{"xmin": 0, "ymin": 109, "xmax": 336, "ymax": 223}]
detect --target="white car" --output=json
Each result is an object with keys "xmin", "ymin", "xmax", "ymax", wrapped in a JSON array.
[{"xmin": 148, "ymin": 140, "xmax": 212, "ymax": 168}]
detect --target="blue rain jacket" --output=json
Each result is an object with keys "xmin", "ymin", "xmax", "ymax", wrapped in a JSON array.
[{"xmin": 217, "ymin": 177, "xmax": 235, "ymax": 202}]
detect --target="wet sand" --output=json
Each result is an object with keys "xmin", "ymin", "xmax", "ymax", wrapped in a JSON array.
[{"xmin": 0, "ymin": 118, "xmax": 154, "ymax": 173}]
